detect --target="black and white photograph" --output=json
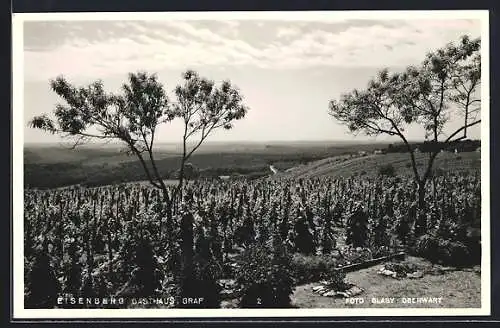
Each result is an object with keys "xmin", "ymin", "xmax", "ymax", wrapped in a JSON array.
[{"xmin": 12, "ymin": 10, "xmax": 490, "ymax": 318}]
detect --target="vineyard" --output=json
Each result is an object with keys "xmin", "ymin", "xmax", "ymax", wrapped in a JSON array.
[{"xmin": 24, "ymin": 172, "xmax": 481, "ymax": 308}]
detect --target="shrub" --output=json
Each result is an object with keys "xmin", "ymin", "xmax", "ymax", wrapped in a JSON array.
[
  {"xmin": 115, "ymin": 234, "xmax": 165, "ymax": 302},
  {"xmin": 323, "ymin": 269, "xmax": 350, "ymax": 292},
  {"xmin": 290, "ymin": 254, "xmax": 339, "ymax": 284},
  {"xmin": 395, "ymin": 212, "xmax": 412, "ymax": 246},
  {"xmin": 414, "ymin": 234, "xmax": 441, "ymax": 262},
  {"xmin": 177, "ymin": 257, "xmax": 222, "ymax": 308},
  {"xmin": 293, "ymin": 214, "xmax": 315, "ymax": 255},
  {"xmin": 25, "ymin": 247, "xmax": 61, "ymax": 308},
  {"xmin": 384, "ymin": 261, "xmax": 420, "ymax": 277},
  {"xmin": 176, "ymin": 224, "xmax": 223, "ymax": 309},
  {"xmin": 464, "ymin": 227, "xmax": 481, "ymax": 265},
  {"xmin": 415, "ymin": 234, "xmax": 472, "ymax": 267},
  {"xmin": 378, "ymin": 164, "xmax": 396, "ymax": 177},
  {"xmin": 372, "ymin": 215, "xmax": 391, "ymax": 248},
  {"xmin": 437, "ymin": 239, "xmax": 471, "ymax": 267},
  {"xmin": 345, "ymin": 206, "xmax": 369, "ymax": 248},
  {"xmin": 236, "ymin": 239, "xmax": 295, "ymax": 308},
  {"xmin": 131, "ymin": 236, "xmax": 164, "ymax": 297},
  {"xmin": 340, "ymin": 246, "xmax": 373, "ymax": 265},
  {"xmin": 62, "ymin": 240, "xmax": 82, "ymax": 296},
  {"xmin": 371, "ymin": 245, "xmax": 392, "ymax": 258}
]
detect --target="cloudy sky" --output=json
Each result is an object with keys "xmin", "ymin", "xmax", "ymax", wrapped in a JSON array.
[{"xmin": 21, "ymin": 15, "xmax": 482, "ymax": 144}]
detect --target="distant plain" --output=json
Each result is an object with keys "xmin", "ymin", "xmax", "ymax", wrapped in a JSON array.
[{"xmin": 24, "ymin": 141, "xmax": 481, "ymax": 189}]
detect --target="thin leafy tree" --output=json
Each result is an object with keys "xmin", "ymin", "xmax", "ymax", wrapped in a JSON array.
[
  {"xmin": 29, "ymin": 70, "xmax": 249, "ymax": 299},
  {"xmin": 329, "ymin": 35, "xmax": 481, "ymax": 236},
  {"xmin": 30, "ymin": 70, "xmax": 248, "ymax": 205},
  {"xmin": 30, "ymin": 72, "xmax": 174, "ymax": 202},
  {"xmin": 172, "ymin": 70, "xmax": 248, "ymax": 198}
]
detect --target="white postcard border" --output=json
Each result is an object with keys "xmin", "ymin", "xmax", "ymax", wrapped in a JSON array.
[{"xmin": 12, "ymin": 9, "xmax": 491, "ymax": 319}]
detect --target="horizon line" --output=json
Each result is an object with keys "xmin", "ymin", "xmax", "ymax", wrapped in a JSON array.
[{"xmin": 24, "ymin": 138, "xmax": 481, "ymax": 146}]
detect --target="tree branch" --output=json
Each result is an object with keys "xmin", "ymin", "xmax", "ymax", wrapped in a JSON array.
[
  {"xmin": 126, "ymin": 140, "xmax": 161, "ymax": 190},
  {"xmin": 445, "ymin": 120, "xmax": 481, "ymax": 143}
]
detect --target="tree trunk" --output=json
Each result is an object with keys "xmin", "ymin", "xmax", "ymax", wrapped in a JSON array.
[
  {"xmin": 178, "ymin": 158, "xmax": 185, "ymax": 198},
  {"xmin": 180, "ymin": 211, "xmax": 194, "ymax": 277},
  {"xmin": 414, "ymin": 180, "xmax": 427, "ymax": 237},
  {"xmin": 107, "ymin": 229, "xmax": 114, "ymax": 280},
  {"xmin": 163, "ymin": 194, "xmax": 174, "ymax": 247},
  {"xmin": 176, "ymin": 133, "xmax": 188, "ymax": 213}
]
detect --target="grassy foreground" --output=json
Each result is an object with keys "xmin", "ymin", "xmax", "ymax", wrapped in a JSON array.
[{"xmin": 291, "ymin": 257, "xmax": 481, "ymax": 308}]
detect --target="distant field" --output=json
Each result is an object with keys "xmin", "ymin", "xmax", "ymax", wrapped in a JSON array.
[
  {"xmin": 23, "ymin": 141, "xmax": 481, "ymax": 189},
  {"xmin": 24, "ymin": 141, "xmax": 390, "ymax": 189},
  {"xmin": 24, "ymin": 141, "xmax": 385, "ymax": 165}
]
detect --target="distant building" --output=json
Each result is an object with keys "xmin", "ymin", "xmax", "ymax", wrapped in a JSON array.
[
  {"xmin": 218, "ymin": 174, "xmax": 247, "ymax": 181},
  {"xmin": 414, "ymin": 147, "xmax": 421, "ymax": 153},
  {"xmin": 373, "ymin": 149, "xmax": 385, "ymax": 155},
  {"xmin": 358, "ymin": 150, "xmax": 367, "ymax": 156}
]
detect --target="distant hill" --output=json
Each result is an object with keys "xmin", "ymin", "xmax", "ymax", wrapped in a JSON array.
[
  {"xmin": 23, "ymin": 141, "xmax": 391, "ymax": 189},
  {"xmin": 273, "ymin": 151, "xmax": 481, "ymax": 180}
]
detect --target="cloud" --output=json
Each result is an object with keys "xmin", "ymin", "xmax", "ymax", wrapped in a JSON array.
[
  {"xmin": 22, "ymin": 18, "xmax": 482, "ymax": 82},
  {"xmin": 276, "ymin": 26, "xmax": 300, "ymax": 38}
]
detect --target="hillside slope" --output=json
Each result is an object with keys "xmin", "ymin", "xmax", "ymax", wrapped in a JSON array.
[
  {"xmin": 274, "ymin": 151, "xmax": 481, "ymax": 179},
  {"xmin": 23, "ymin": 142, "xmax": 388, "ymax": 188}
]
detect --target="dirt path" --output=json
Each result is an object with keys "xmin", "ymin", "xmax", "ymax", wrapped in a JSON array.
[{"xmin": 291, "ymin": 257, "xmax": 481, "ymax": 308}]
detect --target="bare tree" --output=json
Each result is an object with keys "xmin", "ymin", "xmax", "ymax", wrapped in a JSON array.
[{"xmin": 329, "ymin": 35, "xmax": 481, "ymax": 236}]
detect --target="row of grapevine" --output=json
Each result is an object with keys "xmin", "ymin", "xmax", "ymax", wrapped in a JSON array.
[{"xmin": 23, "ymin": 172, "xmax": 481, "ymax": 308}]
